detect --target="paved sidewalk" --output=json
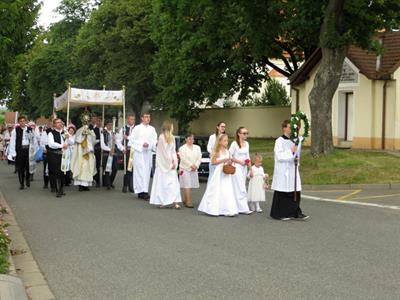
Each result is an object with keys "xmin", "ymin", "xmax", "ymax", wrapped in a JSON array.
[{"xmin": 0, "ymin": 190, "xmax": 55, "ymax": 300}]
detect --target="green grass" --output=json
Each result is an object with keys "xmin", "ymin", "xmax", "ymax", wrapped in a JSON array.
[{"xmin": 247, "ymin": 138, "xmax": 400, "ymax": 185}]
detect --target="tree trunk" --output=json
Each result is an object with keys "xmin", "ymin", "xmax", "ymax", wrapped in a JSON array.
[
  {"xmin": 309, "ymin": 47, "xmax": 347, "ymax": 155},
  {"xmin": 309, "ymin": 0, "xmax": 346, "ymax": 155}
]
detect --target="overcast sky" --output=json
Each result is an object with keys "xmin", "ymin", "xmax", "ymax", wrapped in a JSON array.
[{"xmin": 37, "ymin": 0, "xmax": 63, "ymax": 28}]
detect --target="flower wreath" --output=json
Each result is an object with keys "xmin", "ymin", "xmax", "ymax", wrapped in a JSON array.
[{"xmin": 290, "ymin": 111, "xmax": 310, "ymax": 145}]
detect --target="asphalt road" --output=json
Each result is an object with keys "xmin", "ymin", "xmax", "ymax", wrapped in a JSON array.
[{"xmin": 0, "ymin": 162, "xmax": 399, "ymax": 300}]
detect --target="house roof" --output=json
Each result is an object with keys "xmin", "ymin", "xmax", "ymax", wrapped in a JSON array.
[{"xmin": 290, "ymin": 31, "xmax": 400, "ymax": 86}]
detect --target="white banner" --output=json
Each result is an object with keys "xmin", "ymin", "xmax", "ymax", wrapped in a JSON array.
[{"xmin": 54, "ymin": 88, "xmax": 124, "ymax": 111}]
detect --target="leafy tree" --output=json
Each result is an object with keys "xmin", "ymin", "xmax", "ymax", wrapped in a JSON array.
[
  {"xmin": 21, "ymin": 0, "xmax": 95, "ymax": 117},
  {"xmin": 0, "ymin": 0, "xmax": 40, "ymax": 101},
  {"xmin": 308, "ymin": 0, "xmax": 400, "ymax": 154},
  {"xmin": 151, "ymin": 0, "xmax": 400, "ymax": 153},
  {"xmin": 74, "ymin": 0, "xmax": 157, "ymax": 121}
]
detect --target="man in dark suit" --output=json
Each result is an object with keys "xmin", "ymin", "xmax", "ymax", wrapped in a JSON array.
[
  {"xmin": 9, "ymin": 115, "xmax": 35, "ymax": 190},
  {"xmin": 91, "ymin": 116, "xmax": 102, "ymax": 187}
]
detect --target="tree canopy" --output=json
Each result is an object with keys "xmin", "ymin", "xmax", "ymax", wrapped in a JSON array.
[
  {"xmin": 0, "ymin": 0, "xmax": 39, "ymax": 101},
  {"xmin": 3, "ymin": 0, "xmax": 400, "ymax": 150}
]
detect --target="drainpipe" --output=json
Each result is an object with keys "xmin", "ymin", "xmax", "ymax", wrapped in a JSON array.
[{"xmin": 381, "ymin": 80, "xmax": 387, "ymax": 150}]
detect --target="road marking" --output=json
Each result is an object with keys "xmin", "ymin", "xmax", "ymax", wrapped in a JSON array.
[
  {"xmin": 337, "ymin": 189, "xmax": 362, "ymax": 200},
  {"xmin": 302, "ymin": 194, "xmax": 400, "ymax": 210},
  {"xmin": 351, "ymin": 193, "xmax": 400, "ymax": 201}
]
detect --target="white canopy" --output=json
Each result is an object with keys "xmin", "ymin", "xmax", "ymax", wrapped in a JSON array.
[{"xmin": 54, "ymin": 87, "xmax": 124, "ymax": 111}]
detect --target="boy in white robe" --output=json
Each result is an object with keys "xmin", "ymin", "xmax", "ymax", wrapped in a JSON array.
[
  {"xmin": 270, "ymin": 119, "xmax": 309, "ymax": 221},
  {"xmin": 128, "ymin": 112, "xmax": 157, "ymax": 200}
]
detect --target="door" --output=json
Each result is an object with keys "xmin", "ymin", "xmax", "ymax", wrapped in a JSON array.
[{"xmin": 338, "ymin": 92, "xmax": 354, "ymax": 141}]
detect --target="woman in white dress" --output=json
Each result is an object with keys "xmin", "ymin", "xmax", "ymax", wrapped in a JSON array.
[
  {"xmin": 229, "ymin": 127, "xmax": 252, "ymax": 214},
  {"xmin": 178, "ymin": 133, "xmax": 202, "ymax": 208},
  {"xmin": 150, "ymin": 120, "xmax": 182, "ymax": 209},
  {"xmin": 206, "ymin": 121, "xmax": 226, "ymax": 182},
  {"xmin": 198, "ymin": 134, "xmax": 238, "ymax": 217},
  {"xmin": 247, "ymin": 153, "xmax": 268, "ymax": 212}
]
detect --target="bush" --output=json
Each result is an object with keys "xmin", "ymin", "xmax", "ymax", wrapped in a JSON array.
[
  {"xmin": 0, "ymin": 208, "xmax": 10, "ymax": 274},
  {"xmin": 243, "ymin": 78, "xmax": 291, "ymax": 107}
]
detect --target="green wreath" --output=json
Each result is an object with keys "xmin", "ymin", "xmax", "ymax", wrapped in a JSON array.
[{"xmin": 290, "ymin": 111, "xmax": 310, "ymax": 145}]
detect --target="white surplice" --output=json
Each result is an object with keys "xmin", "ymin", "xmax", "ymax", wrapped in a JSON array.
[
  {"xmin": 229, "ymin": 141, "xmax": 251, "ymax": 213},
  {"xmin": 271, "ymin": 135, "xmax": 302, "ymax": 192},
  {"xmin": 129, "ymin": 123, "xmax": 157, "ymax": 194},
  {"xmin": 198, "ymin": 149, "xmax": 239, "ymax": 216},
  {"xmin": 150, "ymin": 134, "xmax": 182, "ymax": 205}
]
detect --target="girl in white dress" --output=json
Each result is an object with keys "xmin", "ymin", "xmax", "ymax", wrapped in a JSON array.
[
  {"xmin": 198, "ymin": 134, "xmax": 239, "ymax": 217},
  {"xmin": 150, "ymin": 120, "xmax": 182, "ymax": 209},
  {"xmin": 206, "ymin": 121, "xmax": 226, "ymax": 182},
  {"xmin": 248, "ymin": 153, "xmax": 268, "ymax": 213},
  {"xmin": 178, "ymin": 133, "xmax": 202, "ymax": 208},
  {"xmin": 229, "ymin": 127, "xmax": 252, "ymax": 214}
]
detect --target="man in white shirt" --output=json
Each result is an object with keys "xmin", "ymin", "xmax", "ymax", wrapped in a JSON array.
[
  {"xmin": 116, "ymin": 114, "xmax": 135, "ymax": 193},
  {"xmin": 129, "ymin": 112, "xmax": 157, "ymax": 200},
  {"xmin": 9, "ymin": 116, "xmax": 35, "ymax": 190},
  {"xmin": 270, "ymin": 120, "xmax": 309, "ymax": 221},
  {"xmin": 47, "ymin": 118, "xmax": 68, "ymax": 197},
  {"xmin": 101, "ymin": 120, "xmax": 118, "ymax": 190}
]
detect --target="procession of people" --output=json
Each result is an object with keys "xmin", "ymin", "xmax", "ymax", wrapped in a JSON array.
[{"xmin": 4, "ymin": 112, "xmax": 309, "ymax": 221}]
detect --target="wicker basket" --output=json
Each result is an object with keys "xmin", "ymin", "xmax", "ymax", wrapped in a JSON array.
[{"xmin": 223, "ymin": 164, "xmax": 236, "ymax": 175}]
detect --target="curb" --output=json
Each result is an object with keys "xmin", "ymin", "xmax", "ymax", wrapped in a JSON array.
[
  {"xmin": 0, "ymin": 190, "xmax": 55, "ymax": 300},
  {"xmin": 302, "ymin": 183, "xmax": 400, "ymax": 191}
]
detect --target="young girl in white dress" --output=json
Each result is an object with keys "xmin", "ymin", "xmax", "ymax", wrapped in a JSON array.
[
  {"xmin": 198, "ymin": 134, "xmax": 239, "ymax": 217},
  {"xmin": 248, "ymin": 153, "xmax": 268, "ymax": 213},
  {"xmin": 229, "ymin": 127, "xmax": 252, "ymax": 214},
  {"xmin": 179, "ymin": 133, "xmax": 202, "ymax": 208},
  {"xmin": 150, "ymin": 120, "xmax": 182, "ymax": 209}
]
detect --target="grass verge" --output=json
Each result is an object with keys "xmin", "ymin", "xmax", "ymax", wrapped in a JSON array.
[{"xmin": 247, "ymin": 138, "xmax": 400, "ymax": 185}]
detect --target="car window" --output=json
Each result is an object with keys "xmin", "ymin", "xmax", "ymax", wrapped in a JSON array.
[{"xmin": 194, "ymin": 138, "xmax": 208, "ymax": 152}]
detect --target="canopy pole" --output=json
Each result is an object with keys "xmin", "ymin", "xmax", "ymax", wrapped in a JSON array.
[
  {"xmin": 66, "ymin": 82, "xmax": 71, "ymax": 127},
  {"xmin": 122, "ymin": 85, "xmax": 126, "ymax": 175},
  {"xmin": 52, "ymin": 93, "xmax": 57, "ymax": 119},
  {"xmin": 101, "ymin": 85, "xmax": 106, "ymax": 177}
]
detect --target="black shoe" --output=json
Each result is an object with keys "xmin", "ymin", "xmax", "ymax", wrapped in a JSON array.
[
  {"xmin": 122, "ymin": 186, "xmax": 127, "ymax": 193},
  {"xmin": 294, "ymin": 213, "xmax": 310, "ymax": 221},
  {"xmin": 144, "ymin": 193, "xmax": 150, "ymax": 200},
  {"xmin": 107, "ymin": 186, "xmax": 111, "ymax": 190},
  {"xmin": 111, "ymin": 184, "xmax": 115, "ymax": 189},
  {"xmin": 79, "ymin": 186, "xmax": 84, "ymax": 192},
  {"xmin": 56, "ymin": 194, "xmax": 62, "ymax": 198},
  {"xmin": 84, "ymin": 187, "xmax": 90, "ymax": 191},
  {"xmin": 137, "ymin": 193, "xmax": 144, "ymax": 199},
  {"xmin": 19, "ymin": 185, "xmax": 24, "ymax": 190}
]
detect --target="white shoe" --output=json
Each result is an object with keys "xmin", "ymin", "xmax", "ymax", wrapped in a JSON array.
[
  {"xmin": 241, "ymin": 211, "xmax": 253, "ymax": 215},
  {"xmin": 224, "ymin": 214, "xmax": 236, "ymax": 217},
  {"xmin": 256, "ymin": 208, "xmax": 263, "ymax": 213},
  {"xmin": 279, "ymin": 217, "xmax": 291, "ymax": 221}
]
